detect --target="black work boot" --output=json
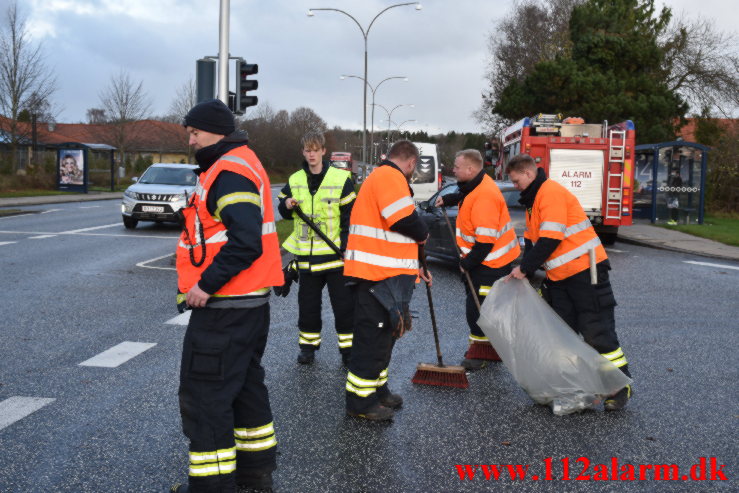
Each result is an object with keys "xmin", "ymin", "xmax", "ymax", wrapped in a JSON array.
[
  {"xmin": 169, "ymin": 483, "xmax": 189, "ymax": 493},
  {"xmin": 297, "ymin": 348, "xmax": 315, "ymax": 364},
  {"xmin": 604, "ymin": 385, "xmax": 631, "ymax": 411},
  {"xmin": 460, "ymin": 358, "xmax": 488, "ymax": 371},
  {"xmin": 379, "ymin": 393, "xmax": 403, "ymax": 410},
  {"xmin": 347, "ymin": 404, "xmax": 394, "ymax": 422},
  {"xmin": 237, "ymin": 470, "xmax": 273, "ymax": 492}
]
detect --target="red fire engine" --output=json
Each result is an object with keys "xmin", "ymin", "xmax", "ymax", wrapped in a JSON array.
[{"xmin": 494, "ymin": 114, "xmax": 636, "ymax": 244}]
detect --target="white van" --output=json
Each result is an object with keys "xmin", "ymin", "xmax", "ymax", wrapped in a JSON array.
[{"xmin": 410, "ymin": 141, "xmax": 441, "ymax": 202}]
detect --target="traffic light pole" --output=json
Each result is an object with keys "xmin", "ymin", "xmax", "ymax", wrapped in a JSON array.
[{"xmin": 218, "ymin": 0, "xmax": 230, "ymax": 104}]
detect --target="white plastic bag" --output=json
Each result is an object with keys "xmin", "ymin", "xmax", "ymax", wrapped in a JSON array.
[{"xmin": 477, "ymin": 278, "xmax": 632, "ymax": 415}]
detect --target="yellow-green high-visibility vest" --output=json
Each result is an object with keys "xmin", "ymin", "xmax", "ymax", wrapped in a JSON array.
[{"xmin": 283, "ymin": 166, "xmax": 351, "ymax": 258}]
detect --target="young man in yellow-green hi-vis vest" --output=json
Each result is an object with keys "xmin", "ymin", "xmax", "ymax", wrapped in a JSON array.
[{"xmin": 278, "ymin": 131, "xmax": 356, "ymax": 366}]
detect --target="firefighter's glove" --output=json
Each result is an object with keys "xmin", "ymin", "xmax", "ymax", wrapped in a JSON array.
[
  {"xmin": 273, "ymin": 259, "xmax": 299, "ymax": 297},
  {"xmin": 176, "ymin": 292, "xmax": 189, "ymax": 313},
  {"xmin": 390, "ymin": 302, "xmax": 413, "ymax": 339}
]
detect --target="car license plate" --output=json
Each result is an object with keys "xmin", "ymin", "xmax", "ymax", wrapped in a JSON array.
[{"xmin": 142, "ymin": 206, "xmax": 165, "ymax": 213}]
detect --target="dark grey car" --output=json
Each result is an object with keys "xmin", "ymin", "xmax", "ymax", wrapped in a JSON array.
[{"xmin": 416, "ymin": 181, "xmax": 526, "ymax": 265}]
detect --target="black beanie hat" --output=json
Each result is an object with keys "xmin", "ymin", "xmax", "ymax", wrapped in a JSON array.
[{"xmin": 183, "ymin": 99, "xmax": 235, "ymax": 135}]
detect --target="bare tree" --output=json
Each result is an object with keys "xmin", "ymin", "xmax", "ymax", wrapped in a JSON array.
[
  {"xmin": 475, "ymin": 0, "xmax": 582, "ymax": 133},
  {"xmin": 97, "ymin": 70, "xmax": 151, "ymax": 170},
  {"xmin": 661, "ymin": 15, "xmax": 739, "ymax": 117},
  {"xmin": 86, "ymin": 108, "xmax": 107, "ymax": 124},
  {"xmin": 0, "ymin": 0, "xmax": 57, "ymax": 171},
  {"xmin": 165, "ymin": 77, "xmax": 197, "ymax": 124}
]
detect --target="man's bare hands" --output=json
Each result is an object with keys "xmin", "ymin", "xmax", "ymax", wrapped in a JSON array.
[
  {"xmin": 419, "ymin": 267, "xmax": 433, "ymax": 286},
  {"xmin": 285, "ymin": 198, "xmax": 298, "ymax": 210},
  {"xmin": 505, "ymin": 265, "xmax": 527, "ymax": 282},
  {"xmin": 434, "ymin": 196, "xmax": 444, "ymax": 207},
  {"xmin": 186, "ymin": 284, "xmax": 211, "ymax": 308}
]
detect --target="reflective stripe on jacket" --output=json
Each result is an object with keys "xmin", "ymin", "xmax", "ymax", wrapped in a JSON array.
[
  {"xmin": 176, "ymin": 146, "xmax": 283, "ymax": 297},
  {"xmin": 456, "ymin": 174, "xmax": 520, "ymax": 268},
  {"xmin": 282, "ymin": 166, "xmax": 352, "ymax": 271},
  {"xmin": 343, "ymin": 165, "xmax": 419, "ymax": 281},
  {"xmin": 524, "ymin": 179, "xmax": 607, "ymax": 281}
]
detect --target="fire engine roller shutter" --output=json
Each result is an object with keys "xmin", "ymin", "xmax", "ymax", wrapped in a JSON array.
[{"xmin": 548, "ymin": 149, "xmax": 604, "ymax": 212}]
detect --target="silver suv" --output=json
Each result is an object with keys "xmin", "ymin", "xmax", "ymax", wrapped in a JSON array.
[{"xmin": 121, "ymin": 163, "xmax": 198, "ymax": 229}]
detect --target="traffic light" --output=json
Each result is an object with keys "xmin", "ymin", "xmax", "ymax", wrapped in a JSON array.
[
  {"xmin": 235, "ymin": 59, "xmax": 258, "ymax": 114},
  {"xmin": 196, "ymin": 58, "xmax": 216, "ymax": 104}
]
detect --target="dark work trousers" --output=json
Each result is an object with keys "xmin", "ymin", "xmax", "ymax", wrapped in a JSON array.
[
  {"xmin": 543, "ymin": 261, "xmax": 631, "ymax": 378},
  {"xmin": 345, "ymin": 281, "xmax": 396, "ymax": 414},
  {"xmin": 464, "ymin": 264, "xmax": 513, "ymax": 338},
  {"xmin": 297, "ymin": 269, "xmax": 354, "ymax": 354},
  {"xmin": 179, "ymin": 305, "xmax": 276, "ymax": 493}
]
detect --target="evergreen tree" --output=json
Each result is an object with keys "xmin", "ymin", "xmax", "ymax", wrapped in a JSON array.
[{"xmin": 494, "ymin": 0, "xmax": 687, "ymax": 144}]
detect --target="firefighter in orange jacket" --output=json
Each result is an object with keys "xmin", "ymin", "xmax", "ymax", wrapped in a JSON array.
[
  {"xmin": 435, "ymin": 149, "xmax": 520, "ymax": 370},
  {"xmin": 506, "ymin": 154, "xmax": 631, "ymax": 410},
  {"xmin": 171, "ymin": 99, "xmax": 283, "ymax": 492},
  {"xmin": 343, "ymin": 140, "xmax": 431, "ymax": 422}
]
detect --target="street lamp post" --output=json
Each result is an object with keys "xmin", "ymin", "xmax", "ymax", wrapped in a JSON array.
[
  {"xmin": 387, "ymin": 119, "xmax": 417, "ymax": 143},
  {"xmin": 376, "ymin": 104, "xmax": 414, "ymax": 152},
  {"xmin": 308, "ymin": 2, "xmax": 422, "ymax": 164},
  {"xmin": 341, "ymin": 75, "xmax": 407, "ymax": 163}
]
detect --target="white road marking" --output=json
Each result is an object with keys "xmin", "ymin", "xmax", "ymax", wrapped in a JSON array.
[
  {"xmin": 605, "ymin": 248, "xmax": 625, "ymax": 253},
  {"xmin": 62, "ymin": 222, "xmax": 120, "ymax": 234},
  {"xmin": 137, "ymin": 252, "xmax": 176, "ymax": 271},
  {"xmin": 0, "ymin": 213, "xmax": 34, "ymax": 220},
  {"xmin": 79, "ymin": 341, "xmax": 157, "ymax": 368},
  {"xmin": 0, "ymin": 241, "xmax": 17, "ymax": 246},
  {"xmin": 41, "ymin": 209, "xmax": 62, "ymax": 214},
  {"xmin": 0, "ymin": 396, "xmax": 56, "ymax": 432},
  {"xmin": 29, "ymin": 235, "xmax": 57, "ymax": 239},
  {"xmin": 166, "ymin": 312, "xmax": 191, "ymax": 325},
  {"xmin": 684, "ymin": 260, "xmax": 739, "ymax": 271},
  {"xmin": 78, "ymin": 205, "xmax": 101, "ymax": 209},
  {"xmin": 0, "ymin": 230, "xmax": 173, "ymax": 239}
]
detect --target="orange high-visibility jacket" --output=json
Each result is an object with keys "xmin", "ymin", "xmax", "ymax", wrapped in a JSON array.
[
  {"xmin": 176, "ymin": 146, "xmax": 283, "ymax": 297},
  {"xmin": 344, "ymin": 165, "xmax": 419, "ymax": 281},
  {"xmin": 524, "ymin": 179, "xmax": 607, "ymax": 281},
  {"xmin": 456, "ymin": 174, "xmax": 520, "ymax": 268}
]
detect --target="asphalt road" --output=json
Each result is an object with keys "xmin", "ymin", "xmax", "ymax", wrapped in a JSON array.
[{"xmin": 0, "ymin": 200, "xmax": 736, "ymax": 492}]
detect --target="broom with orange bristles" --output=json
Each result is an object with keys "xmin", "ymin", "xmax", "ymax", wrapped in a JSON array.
[{"xmin": 411, "ymin": 245, "xmax": 469, "ymax": 389}]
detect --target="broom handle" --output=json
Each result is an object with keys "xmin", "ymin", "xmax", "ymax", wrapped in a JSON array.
[
  {"xmin": 442, "ymin": 207, "xmax": 481, "ymax": 312},
  {"xmin": 419, "ymin": 245, "xmax": 444, "ymax": 367}
]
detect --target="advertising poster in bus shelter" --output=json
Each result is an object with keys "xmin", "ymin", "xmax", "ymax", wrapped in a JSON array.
[{"xmin": 57, "ymin": 148, "xmax": 87, "ymax": 192}]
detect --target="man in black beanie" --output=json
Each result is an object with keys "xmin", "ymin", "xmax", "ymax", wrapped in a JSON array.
[{"xmin": 171, "ymin": 98, "xmax": 283, "ymax": 493}]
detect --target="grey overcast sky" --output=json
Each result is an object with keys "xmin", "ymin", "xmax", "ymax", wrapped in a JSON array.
[{"xmin": 5, "ymin": 0, "xmax": 737, "ymax": 133}]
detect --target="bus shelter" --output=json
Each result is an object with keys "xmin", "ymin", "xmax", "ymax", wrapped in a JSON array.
[
  {"xmin": 54, "ymin": 142, "xmax": 117, "ymax": 193},
  {"xmin": 634, "ymin": 141, "xmax": 708, "ymax": 225}
]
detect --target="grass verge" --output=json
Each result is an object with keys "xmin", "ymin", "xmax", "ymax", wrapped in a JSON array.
[
  {"xmin": 661, "ymin": 213, "xmax": 739, "ymax": 247},
  {"xmin": 0, "ymin": 189, "xmax": 68, "ymax": 198},
  {"xmin": 276, "ymin": 218, "xmax": 293, "ymax": 245}
]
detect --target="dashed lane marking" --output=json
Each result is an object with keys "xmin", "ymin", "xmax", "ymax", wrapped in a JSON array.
[
  {"xmin": 62, "ymin": 222, "xmax": 120, "ymax": 234},
  {"xmin": 79, "ymin": 341, "xmax": 157, "ymax": 368},
  {"xmin": 29, "ymin": 235, "xmax": 57, "ymax": 239},
  {"xmin": 684, "ymin": 260, "xmax": 739, "ymax": 271},
  {"xmin": 605, "ymin": 248, "xmax": 625, "ymax": 253},
  {"xmin": 0, "ymin": 241, "xmax": 17, "ymax": 246},
  {"xmin": 40, "ymin": 209, "xmax": 62, "ymax": 214},
  {"xmin": 137, "ymin": 253, "xmax": 176, "ymax": 271},
  {"xmin": 0, "ymin": 397, "xmax": 56, "ymax": 432},
  {"xmin": 78, "ymin": 206, "xmax": 101, "ymax": 209},
  {"xmin": 166, "ymin": 312, "xmax": 191, "ymax": 325}
]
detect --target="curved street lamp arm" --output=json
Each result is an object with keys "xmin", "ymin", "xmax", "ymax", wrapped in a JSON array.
[
  {"xmin": 367, "ymin": 2, "xmax": 418, "ymax": 36},
  {"xmin": 341, "ymin": 74, "xmax": 374, "ymax": 93},
  {"xmin": 310, "ymin": 8, "xmax": 367, "ymax": 38}
]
